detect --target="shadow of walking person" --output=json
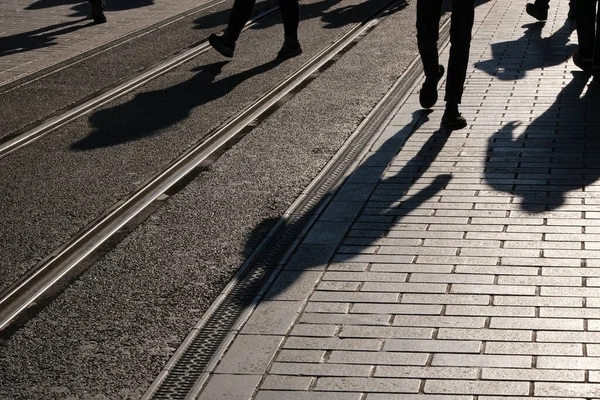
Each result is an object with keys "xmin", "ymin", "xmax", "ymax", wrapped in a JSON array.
[
  {"xmin": 476, "ymin": 20, "xmax": 576, "ymax": 80},
  {"xmin": 72, "ymin": 58, "xmax": 283, "ymax": 150},
  {"xmin": 237, "ymin": 109, "xmax": 455, "ymax": 301},
  {"xmin": 485, "ymin": 72, "xmax": 600, "ymax": 213}
]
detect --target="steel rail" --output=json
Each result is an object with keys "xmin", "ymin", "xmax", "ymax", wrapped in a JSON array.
[
  {"xmin": 0, "ymin": 6, "xmax": 279, "ymax": 160},
  {"xmin": 0, "ymin": 0, "xmax": 408, "ymax": 334}
]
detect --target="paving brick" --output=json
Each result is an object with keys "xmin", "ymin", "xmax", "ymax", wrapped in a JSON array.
[
  {"xmin": 367, "ymin": 395, "xmax": 473, "ymax": 400},
  {"xmin": 485, "ymin": 342, "xmax": 583, "ymax": 356},
  {"xmin": 198, "ymin": 374, "xmax": 262, "ymax": 400},
  {"xmin": 498, "ymin": 275, "xmax": 582, "ymax": 286},
  {"xmin": 401, "ymin": 293, "xmax": 490, "ymax": 305},
  {"xmin": 539, "ymin": 307, "xmax": 600, "ymax": 319},
  {"xmin": 455, "ymin": 265, "xmax": 539, "ymax": 275},
  {"xmin": 535, "ymin": 382, "xmax": 600, "ymax": 397},
  {"xmin": 424, "ymin": 380, "xmax": 530, "ymax": 395},
  {"xmin": 377, "ymin": 247, "xmax": 458, "ymax": 256},
  {"xmin": 432, "ymin": 353, "xmax": 532, "ymax": 368},
  {"xmin": 283, "ymin": 337, "xmax": 382, "ymax": 351},
  {"xmin": 276, "ymin": 350, "xmax": 326, "ymax": 363},
  {"xmin": 300, "ymin": 313, "xmax": 391, "ymax": 326},
  {"xmin": 446, "ymin": 305, "xmax": 535, "ymax": 317},
  {"xmin": 216, "ymin": 335, "xmax": 284, "ymax": 374},
  {"xmin": 332, "ymin": 254, "xmax": 415, "ymax": 264},
  {"xmin": 322, "ymin": 271, "xmax": 408, "ymax": 282},
  {"xmin": 265, "ymin": 271, "xmax": 323, "ymax": 301},
  {"xmin": 315, "ymin": 377, "xmax": 421, "ymax": 393},
  {"xmin": 481, "ymin": 368, "xmax": 584, "ymax": 382},
  {"xmin": 311, "ymin": 291, "xmax": 399, "ymax": 303},
  {"xmin": 393, "ymin": 315, "xmax": 486, "ymax": 329},
  {"xmin": 537, "ymin": 331, "xmax": 600, "ymax": 343},
  {"xmin": 285, "ymin": 244, "xmax": 337, "ymax": 271},
  {"xmin": 260, "ymin": 375, "xmax": 313, "ymax": 391},
  {"xmin": 242, "ymin": 301, "xmax": 303, "ymax": 335},
  {"xmin": 537, "ymin": 356, "xmax": 600, "ymax": 369},
  {"xmin": 351, "ymin": 303, "xmax": 443, "ymax": 315},
  {"xmin": 409, "ymin": 273, "xmax": 494, "ymax": 284},
  {"xmin": 384, "ymin": 339, "xmax": 481, "ymax": 353},
  {"xmin": 361, "ymin": 282, "xmax": 448, "ymax": 293},
  {"xmin": 452, "ymin": 284, "xmax": 535, "ymax": 296},
  {"xmin": 502, "ymin": 257, "xmax": 581, "ymax": 267},
  {"xmin": 328, "ymin": 262, "xmax": 369, "ymax": 271},
  {"xmin": 270, "ymin": 362, "xmax": 371, "ymax": 377},
  {"xmin": 543, "ymin": 267, "xmax": 600, "ymax": 277},
  {"xmin": 370, "ymin": 264, "xmax": 453, "ymax": 273},
  {"xmin": 542, "ymin": 286, "xmax": 600, "ymax": 297},
  {"xmin": 304, "ymin": 302, "xmax": 351, "ymax": 313},
  {"xmin": 339, "ymin": 326, "xmax": 434, "ymax": 339},
  {"xmin": 328, "ymin": 351, "xmax": 428, "ymax": 366},
  {"xmin": 438, "ymin": 328, "xmax": 533, "ymax": 342},
  {"xmin": 255, "ymin": 391, "xmax": 362, "ymax": 400},
  {"xmin": 317, "ymin": 281, "xmax": 361, "ymax": 291},
  {"xmin": 290, "ymin": 324, "xmax": 338, "ymax": 337},
  {"xmin": 490, "ymin": 317, "xmax": 584, "ymax": 331},
  {"xmin": 493, "ymin": 296, "xmax": 582, "ymax": 307}
]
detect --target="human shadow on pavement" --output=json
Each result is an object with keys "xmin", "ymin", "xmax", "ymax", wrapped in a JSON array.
[
  {"xmin": 239, "ymin": 110, "xmax": 455, "ymax": 301},
  {"xmin": 0, "ymin": 19, "xmax": 91, "ymax": 57},
  {"xmin": 26, "ymin": 0, "xmax": 154, "ymax": 14},
  {"xmin": 484, "ymin": 72, "xmax": 600, "ymax": 213},
  {"xmin": 72, "ymin": 59, "xmax": 283, "ymax": 150},
  {"xmin": 476, "ymin": 20, "xmax": 576, "ymax": 80}
]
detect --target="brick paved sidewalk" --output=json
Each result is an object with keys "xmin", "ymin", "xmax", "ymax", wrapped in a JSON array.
[
  {"xmin": 193, "ymin": 0, "xmax": 600, "ymax": 398},
  {"xmin": 0, "ymin": 0, "xmax": 212, "ymax": 86}
]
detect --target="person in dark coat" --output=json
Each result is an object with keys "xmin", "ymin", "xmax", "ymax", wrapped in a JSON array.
[
  {"xmin": 208, "ymin": 0, "xmax": 301, "ymax": 59},
  {"xmin": 417, "ymin": 0, "xmax": 475, "ymax": 130},
  {"xmin": 526, "ymin": 0, "xmax": 576, "ymax": 21},
  {"xmin": 572, "ymin": 0, "xmax": 600, "ymax": 77},
  {"xmin": 90, "ymin": 0, "xmax": 106, "ymax": 24}
]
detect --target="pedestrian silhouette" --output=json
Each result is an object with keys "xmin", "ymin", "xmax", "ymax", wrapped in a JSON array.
[
  {"xmin": 208, "ymin": 0, "xmax": 301, "ymax": 59},
  {"xmin": 573, "ymin": 0, "xmax": 600, "ymax": 77},
  {"xmin": 416, "ymin": 0, "xmax": 474, "ymax": 130},
  {"xmin": 90, "ymin": 0, "xmax": 106, "ymax": 24},
  {"xmin": 526, "ymin": 0, "xmax": 575, "ymax": 21}
]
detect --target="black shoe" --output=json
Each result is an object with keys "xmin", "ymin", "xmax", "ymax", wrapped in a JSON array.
[
  {"xmin": 90, "ymin": 0, "xmax": 106, "ymax": 24},
  {"xmin": 442, "ymin": 103, "xmax": 467, "ymax": 130},
  {"xmin": 526, "ymin": 3, "xmax": 548, "ymax": 21},
  {"xmin": 209, "ymin": 33, "xmax": 235, "ymax": 58},
  {"xmin": 573, "ymin": 52, "xmax": 592, "ymax": 73},
  {"xmin": 419, "ymin": 64, "xmax": 444, "ymax": 109},
  {"xmin": 568, "ymin": 7, "xmax": 575, "ymax": 19},
  {"xmin": 277, "ymin": 38, "xmax": 302, "ymax": 59}
]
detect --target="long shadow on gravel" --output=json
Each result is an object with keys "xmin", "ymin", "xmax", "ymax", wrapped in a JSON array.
[
  {"xmin": 476, "ymin": 19, "xmax": 576, "ymax": 80},
  {"xmin": 241, "ymin": 110, "xmax": 454, "ymax": 300},
  {"xmin": 72, "ymin": 59, "xmax": 283, "ymax": 150},
  {"xmin": 484, "ymin": 72, "xmax": 600, "ymax": 213}
]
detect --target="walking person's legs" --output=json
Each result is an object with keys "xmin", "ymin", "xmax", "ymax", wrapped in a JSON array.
[
  {"xmin": 416, "ymin": 0, "xmax": 444, "ymax": 109},
  {"xmin": 209, "ymin": 0, "xmax": 257, "ymax": 57},
  {"xmin": 277, "ymin": 0, "xmax": 302, "ymax": 58},
  {"xmin": 89, "ymin": 0, "xmax": 106, "ymax": 24},
  {"xmin": 574, "ymin": 0, "xmax": 597, "ymax": 71},
  {"xmin": 442, "ymin": 0, "xmax": 475, "ymax": 130}
]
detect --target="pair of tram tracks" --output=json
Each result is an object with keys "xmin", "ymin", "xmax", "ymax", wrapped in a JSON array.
[{"xmin": 0, "ymin": 0, "xmax": 421, "ymax": 397}]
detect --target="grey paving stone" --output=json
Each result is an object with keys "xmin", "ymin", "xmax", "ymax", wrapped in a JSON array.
[
  {"xmin": 432, "ymin": 353, "xmax": 532, "ymax": 368},
  {"xmin": 198, "ymin": 374, "xmax": 262, "ymax": 400},
  {"xmin": 334, "ymin": 183, "xmax": 378, "ymax": 202},
  {"xmin": 498, "ymin": 275, "xmax": 582, "ymax": 286},
  {"xmin": 328, "ymin": 350, "xmax": 428, "ymax": 366},
  {"xmin": 542, "ymin": 286, "xmax": 600, "ymax": 297},
  {"xmin": 537, "ymin": 356, "xmax": 600, "ymax": 369},
  {"xmin": 328, "ymin": 262, "xmax": 369, "ymax": 271},
  {"xmin": 417, "ymin": 255, "xmax": 499, "ymax": 265},
  {"xmin": 350, "ymin": 304, "xmax": 442, "ymax": 315},
  {"xmin": 539, "ymin": 307, "xmax": 600, "ymax": 319},
  {"xmin": 392, "ymin": 315, "xmax": 486, "ymax": 329},
  {"xmin": 265, "ymin": 270, "xmax": 323, "ymax": 300},
  {"xmin": 320, "ymin": 201, "xmax": 367, "ymax": 222},
  {"xmin": 437, "ymin": 328, "xmax": 533, "ymax": 342},
  {"xmin": 311, "ymin": 291, "xmax": 399, "ymax": 303},
  {"xmin": 290, "ymin": 324, "xmax": 338, "ymax": 338},
  {"xmin": 493, "ymin": 296, "xmax": 583, "ymax": 307},
  {"xmin": 303, "ymin": 222, "xmax": 352, "ymax": 245},
  {"xmin": 537, "ymin": 331, "xmax": 600, "ymax": 343},
  {"xmin": 270, "ymin": 362, "xmax": 371, "ymax": 377},
  {"xmin": 255, "ymin": 391, "xmax": 362, "ymax": 400},
  {"xmin": 215, "ymin": 335, "xmax": 284, "ymax": 374},
  {"xmin": 445, "ymin": 305, "xmax": 535, "ymax": 317},
  {"xmin": 543, "ymin": 267, "xmax": 600, "ymax": 277},
  {"xmin": 304, "ymin": 302, "xmax": 351, "ymax": 313},
  {"xmin": 361, "ymin": 282, "xmax": 448, "ymax": 293},
  {"xmin": 338, "ymin": 326, "xmax": 434, "ymax": 339},
  {"xmin": 370, "ymin": 264, "xmax": 453, "ymax": 273},
  {"xmin": 485, "ymin": 342, "xmax": 583, "ymax": 356},
  {"xmin": 315, "ymin": 377, "xmax": 420, "ymax": 393},
  {"xmin": 384, "ymin": 339, "xmax": 481, "ymax": 353},
  {"xmin": 424, "ymin": 379, "xmax": 530, "ymax": 395},
  {"xmin": 490, "ymin": 317, "xmax": 584, "ymax": 331},
  {"xmin": 285, "ymin": 244, "xmax": 337, "ymax": 271},
  {"xmin": 332, "ymin": 254, "xmax": 415, "ymax": 264},
  {"xmin": 409, "ymin": 273, "xmax": 494, "ymax": 284},
  {"xmin": 241, "ymin": 301, "xmax": 303, "ymax": 335},
  {"xmin": 401, "ymin": 293, "xmax": 490, "ymax": 305},
  {"xmin": 367, "ymin": 395, "xmax": 473, "ymax": 400},
  {"xmin": 276, "ymin": 350, "xmax": 326, "ymax": 363},
  {"xmin": 374, "ymin": 366, "xmax": 478, "ymax": 380},
  {"xmin": 300, "ymin": 313, "xmax": 391, "ymax": 326},
  {"xmin": 481, "ymin": 367, "xmax": 584, "ymax": 382},
  {"xmin": 535, "ymin": 382, "xmax": 600, "ymax": 397},
  {"xmin": 260, "ymin": 375, "xmax": 313, "ymax": 391},
  {"xmin": 283, "ymin": 337, "xmax": 382, "ymax": 351},
  {"xmin": 323, "ymin": 271, "xmax": 408, "ymax": 282},
  {"xmin": 451, "ymin": 284, "xmax": 535, "ymax": 296},
  {"xmin": 317, "ymin": 281, "xmax": 361, "ymax": 291}
]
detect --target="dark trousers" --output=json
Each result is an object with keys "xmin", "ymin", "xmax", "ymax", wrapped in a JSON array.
[
  {"xmin": 417, "ymin": 0, "xmax": 475, "ymax": 104},
  {"xmin": 225, "ymin": 0, "xmax": 299, "ymax": 41},
  {"xmin": 576, "ymin": 0, "xmax": 600, "ymax": 67}
]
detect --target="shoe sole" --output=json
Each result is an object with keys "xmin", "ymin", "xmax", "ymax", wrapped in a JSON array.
[
  {"xmin": 442, "ymin": 118, "xmax": 467, "ymax": 130},
  {"xmin": 277, "ymin": 48, "xmax": 302, "ymax": 59},
  {"xmin": 209, "ymin": 36, "xmax": 234, "ymax": 58},
  {"xmin": 419, "ymin": 65, "xmax": 444, "ymax": 109}
]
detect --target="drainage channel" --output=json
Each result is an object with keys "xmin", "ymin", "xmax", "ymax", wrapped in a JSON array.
[
  {"xmin": 0, "ymin": 6, "xmax": 279, "ymax": 159},
  {"xmin": 0, "ymin": 0, "xmax": 410, "ymax": 340},
  {"xmin": 142, "ymin": 4, "xmax": 451, "ymax": 400}
]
